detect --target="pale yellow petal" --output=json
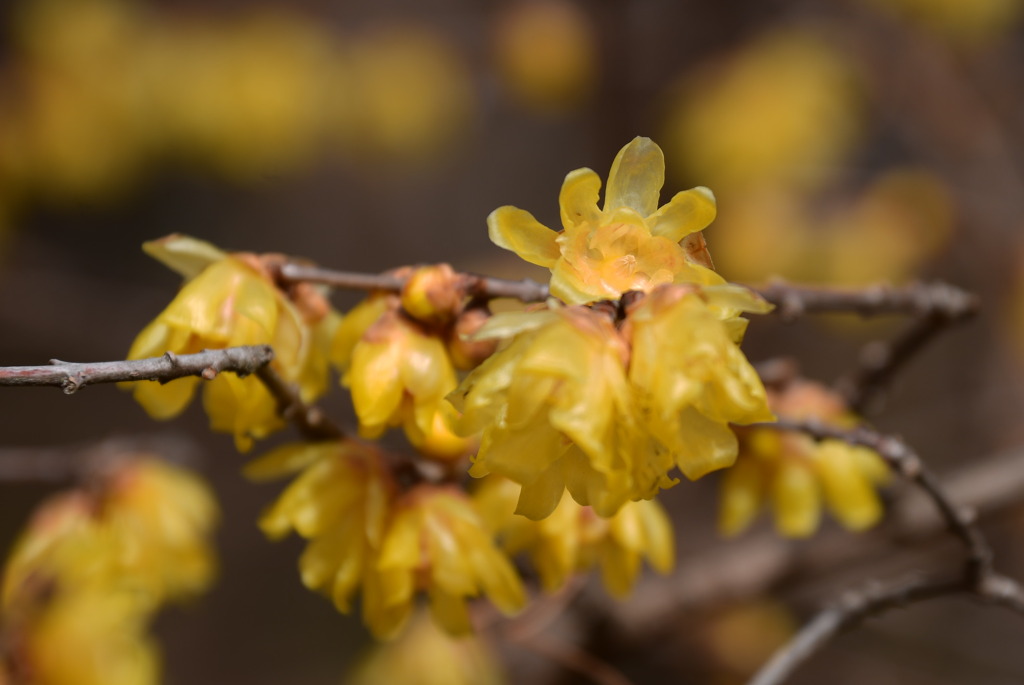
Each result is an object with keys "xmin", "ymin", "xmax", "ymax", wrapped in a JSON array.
[
  {"xmin": 772, "ymin": 461, "xmax": 820, "ymax": 537},
  {"xmin": 487, "ymin": 206, "xmax": 560, "ymax": 267},
  {"xmin": 558, "ymin": 167, "xmax": 601, "ymax": 231},
  {"xmin": 647, "ymin": 186, "xmax": 717, "ymax": 242},
  {"xmin": 718, "ymin": 457, "xmax": 764, "ymax": 537},
  {"xmin": 603, "ymin": 136, "xmax": 664, "ymax": 217},
  {"xmin": 672, "ymin": 409, "xmax": 740, "ymax": 480},
  {"xmin": 815, "ymin": 441, "xmax": 883, "ymax": 531},
  {"xmin": 132, "ymin": 376, "xmax": 200, "ymax": 421},
  {"xmin": 142, "ymin": 234, "xmax": 228, "ymax": 280}
]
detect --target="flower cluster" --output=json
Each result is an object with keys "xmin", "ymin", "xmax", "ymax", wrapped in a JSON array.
[
  {"xmin": 0, "ymin": 457, "xmax": 218, "ymax": 685},
  {"xmin": 718, "ymin": 380, "xmax": 891, "ymax": 537},
  {"xmin": 247, "ymin": 440, "xmax": 523, "ymax": 639},
  {"xmin": 331, "ymin": 264, "xmax": 493, "ymax": 459},
  {"xmin": 123, "ymin": 235, "xmax": 336, "ymax": 452}
]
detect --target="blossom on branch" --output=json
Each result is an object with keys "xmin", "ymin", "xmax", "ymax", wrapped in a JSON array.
[
  {"xmin": 123, "ymin": 234, "xmax": 336, "ymax": 452},
  {"xmin": 718, "ymin": 380, "xmax": 891, "ymax": 537},
  {"xmin": 488, "ymin": 136, "xmax": 722, "ymax": 305}
]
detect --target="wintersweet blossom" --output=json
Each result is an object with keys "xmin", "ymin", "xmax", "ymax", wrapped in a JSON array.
[
  {"xmin": 244, "ymin": 441, "xmax": 408, "ymax": 639},
  {"xmin": 376, "ymin": 485, "xmax": 526, "ymax": 636},
  {"xmin": 474, "ymin": 477, "xmax": 674, "ymax": 596},
  {"xmin": 718, "ymin": 380, "xmax": 890, "ymax": 537},
  {"xmin": 331, "ymin": 292, "xmax": 471, "ymax": 459},
  {"xmin": 123, "ymin": 234, "xmax": 336, "ymax": 452},
  {"xmin": 488, "ymin": 136, "xmax": 722, "ymax": 304},
  {"xmin": 451, "ymin": 306, "xmax": 672, "ymax": 519}
]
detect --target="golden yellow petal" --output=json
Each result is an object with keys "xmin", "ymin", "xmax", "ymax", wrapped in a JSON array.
[
  {"xmin": 646, "ymin": 186, "xmax": 717, "ymax": 242},
  {"xmin": 132, "ymin": 376, "xmax": 200, "ymax": 421},
  {"xmin": 429, "ymin": 590, "xmax": 473, "ymax": 636},
  {"xmin": 243, "ymin": 441, "xmax": 335, "ymax": 481},
  {"xmin": 142, "ymin": 234, "xmax": 228, "ymax": 280},
  {"xmin": 603, "ymin": 136, "xmax": 665, "ymax": 217},
  {"xmin": 487, "ymin": 206, "xmax": 560, "ymax": 267},
  {"xmin": 558, "ymin": 167, "xmax": 601, "ymax": 231},
  {"xmin": 718, "ymin": 457, "xmax": 765, "ymax": 537},
  {"xmin": 672, "ymin": 409, "xmax": 740, "ymax": 480},
  {"xmin": 772, "ymin": 461, "xmax": 820, "ymax": 537},
  {"xmin": 636, "ymin": 500, "xmax": 675, "ymax": 573},
  {"xmin": 815, "ymin": 442, "xmax": 883, "ymax": 531}
]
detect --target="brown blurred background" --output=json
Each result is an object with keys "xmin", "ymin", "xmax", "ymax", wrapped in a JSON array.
[{"xmin": 2, "ymin": 0, "xmax": 1024, "ymax": 683}]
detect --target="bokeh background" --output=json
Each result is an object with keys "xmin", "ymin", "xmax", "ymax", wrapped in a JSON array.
[{"xmin": 2, "ymin": 0, "xmax": 1024, "ymax": 683}]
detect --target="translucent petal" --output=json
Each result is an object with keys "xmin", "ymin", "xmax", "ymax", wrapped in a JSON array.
[
  {"xmin": 604, "ymin": 137, "xmax": 664, "ymax": 217},
  {"xmin": 487, "ymin": 206, "xmax": 560, "ymax": 267},
  {"xmin": 132, "ymin": 376, "xmax": 200, "ymax": 421},
  {"xmin": 718, "ymin": 457, "xmax": 764, "ymax": 537},
  {"xmin": 815, "ymin": 442, "xmax": 883, "ymax": 531},
  {"xmin": 243, "ymin": 442, "xmax": 334, "ymax": 481},
  {"xmin": 558, "ymin": 167, "xmax": 601, "ymax": 231},
  {"xmin": 672, "ymin": 409, "xmax": 740, "ymax": 480},
  {"xmin": 636, "ymin": 500, "xmax": 675, "ymax": 573},
  {"xmin": 647, "ymin": 186, "xmax": 717, "ymax": 242},
  {"xmin": 142, "ymin": 234, "xmax": 228, "ymax": 280},
  {"xmin": 772, "ymin": 461, "xmax": 820, "ymax": 537},
  {"xmin": 515, "ymin": 465, "xmax": 568, "ymax": 520}
]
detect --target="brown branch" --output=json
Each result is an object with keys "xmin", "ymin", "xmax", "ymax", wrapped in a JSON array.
[
  {"xmin": 0, "ymin": 346, "xmax": 275, "ymax": 394},
  {"xmin": 737, "ymin": 419, "xmax": 1024, "ymax": 685},
  {"xmin": 277, "ymin": 263, "xmax": 550, "ymax": 303},
  {"xmin": 254, "ymin": 365, "xmax": 344, "ymax": 442},
  {"xmin": 753, "ymin": 280, "xmax": 978, "ymax": 322}
]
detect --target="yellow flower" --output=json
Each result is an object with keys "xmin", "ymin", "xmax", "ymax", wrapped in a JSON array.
[
  {"xmin": 627, "ymin": 283, "xmax": 775, "ymax": 480},
  {"xmin": 474, "ymin": 477, "xmax": 674, "ymax": 597},
  {"xmin": 20, "ymin": 590, "xmax": 160, "ymax": 685},
  {"xmin": 452, "ymin": 307, "xmax": 671, "ymax": 519},
  {"xmin": 718, "ymin": 381, "xmax": 890, "ymax": 537},
  {"xmin": 2, "ymin": 457, "xmax": 218, "ymax": 610},
  {"xmin": 332, "ymin": 290, "xmax": 471, "ymax": 459},
  {"xmin": 347, "ymin": 610, "xmax": 506, "ymax": 685},
  {"xmin": 488, "ymin": 136, "xmax": 722, "ymax": 305},
  {"xmin": 376, "ymin": 485, "xmax": 526, "ymax": 636},
  {"xmin": 244, "ymin": 440, "xmax": 407, "ymax": 639},
  {"xmin": 123, "ymin": 234, "xmax": 335, "ymax": 452}
]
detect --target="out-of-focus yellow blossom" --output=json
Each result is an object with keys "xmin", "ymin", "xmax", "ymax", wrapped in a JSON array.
[
  {"xmin": 719, "ymin": 380, "xmax": 890, "ymax": 538},
  {"xmin": 332, "ymin": 291, "xmax": 472, "ymax": 459},
  {"xmin": 664, "ymin": 31, "xmax": 861, "ymax": 191},
  {"xmin": 492, "ymin": 0, "xmax": 596, "ymax": 114},
  {"xmin": 453, "ymin": 306, "xmax": 668, "ymax": 519},
  {"xmin": 627, "ymin": 284, "xmax": 775, "ymax": 480},
  {"xmin": 149, "ymin": 14, "xmax": 335, "ymax": 179},
  {"xmin": 244, "ymin": 440, "xmax": 407, "ymax": 639},
  {"xmin": 701, "ymin": 600, "xmax": 796, "ymax": 678},
  {"xmin": 376, "ymin": 485, "xmax": 526, "ymax": 636},
  {"xmin": 862, "ymin": 0, "xmax": 1023, "ymax": 45},
  {"xmin": 123, "ymin": 235, "xmax": 336, "ymax": 452},
  {"xmin": 2, "ymin": 458, "xmax": 218, "ymax": 609},
  {"xmin": 474, "ymin": 477, "xmax": 674, "ymax": 597},
  {"xmin": 16, "ymin": 590, "xmax": 160, "ymax": 685},
  {"xmin": 346, "ymin": 27, "xmax": 475, "ymax": 163},
  {"xmin": 488, "ymin": 137, "xmax": 722, "ymax": 305},
  {"xmin": 347, "ymin": 610, "xmax": 506, "ymax": 685}
]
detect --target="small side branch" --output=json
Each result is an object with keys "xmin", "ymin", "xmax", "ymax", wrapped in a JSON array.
[
  {"xmin": 255, "ymin": 365, "xmax": 344, "ymax": 442},
  {"xmin": 0, "ymin": 346, "xmax": 275, "ymax": 395}
]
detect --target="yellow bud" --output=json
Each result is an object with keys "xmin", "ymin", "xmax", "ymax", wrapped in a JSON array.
[{"xmin": 401, "ymin": 264, "xmax": 463, "ymax": 324}]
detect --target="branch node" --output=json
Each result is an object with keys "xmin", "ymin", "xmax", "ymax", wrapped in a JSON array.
[
  {"xmin": 201, "ymin": 366, "xmax": 218, "ymax": 380},
  {"xmin": 163, "ymin": 351, "xmax": 180, "ymax": 367}
]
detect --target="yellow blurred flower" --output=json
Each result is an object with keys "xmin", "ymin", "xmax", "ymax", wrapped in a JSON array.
[
  {"xmin": 492, "ymin": 0, "xmax": 597, "ymax": 114},
  {"xmin": 488, "ymin": 137, "xmax": 722, "ymax": 305},
  {"xmin": 244, "ymin": 440, "xmax": 406, "ymax": 639},
  {"xmin": 20, "ymin": 591, "xmax": 160, "ymax": 685},
  {"xmin": 627, "ymin": 284, "xmax": 775, "ymax": 480},
  {"xmin": 861, "ymin": 0, "xmax": 1023, "ymax": 45},
  {"xmin": 452, "ymin": 306, "xmax": 668, "ymax": 519},
  {"xmin": 332, "ymin": 289, "xmax": 472, "ymax": 459},
  {"xmin": 347, "ymin": 610, "xmax": 506, "ymax": 685},
  {"xmin": 123, "ymin": 235, "xmax": 336, "ymax": 452},
  {"xmin": 376, "ymin": 485, "xmax": 526, "ymax": 636},
  {"xmin": 718, "ymin": 381, "xmax": 890, "ymax": 538},
  {"xmin": 2, "ymin": 458, "xmax": 219, "ymax": 609},
  {"xmin": 474, "ymin": 477, "xmax": 674, "ymax": 597}
]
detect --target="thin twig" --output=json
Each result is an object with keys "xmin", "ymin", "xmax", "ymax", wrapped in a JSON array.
[
  {"xmin": 0, "ymin": 346, "xmax": 275, "ymax": 394},
  {"xmin": 254, "ymin": 365, "xmax": 344, "ymax": 442},
  {"xmin": 754, "ymin": 280, "xmax": 978, "ymax": 322},
  {"xmin": 277, "ymin": 263, "xmax": 551, "ymax": 303}
]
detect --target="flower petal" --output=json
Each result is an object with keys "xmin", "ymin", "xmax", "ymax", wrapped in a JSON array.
[
  {"xmin": 647, "ymin": 186, "xmax": 717, "ymax": 243},
  {"xmin": 603, "ymin": 137, "xmax": 664, "ymax": 217},
  {"xmin": 487, "ymin": 206, "xmax": 560, "ymax": 267},
  {"xmin": 558, "ymin": 167, "xmax": 601, "ymax": 231}
]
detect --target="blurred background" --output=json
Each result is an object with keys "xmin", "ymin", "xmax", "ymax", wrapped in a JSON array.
[{"xmin": 2, "ymin": 0, "xmax": 1024, "ymax": 683}]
